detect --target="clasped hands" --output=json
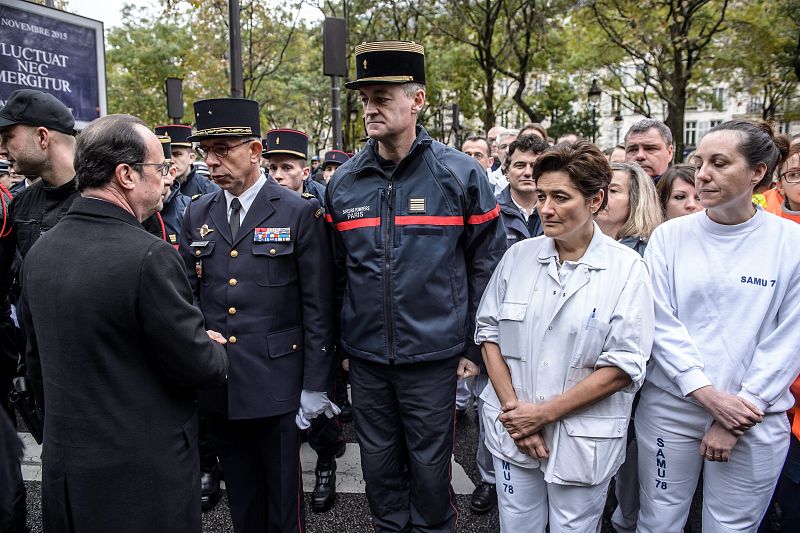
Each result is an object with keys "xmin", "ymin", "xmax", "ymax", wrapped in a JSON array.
[{"xmin": 500, "ymin": 400, "xmax": 550, "ymax": 459}]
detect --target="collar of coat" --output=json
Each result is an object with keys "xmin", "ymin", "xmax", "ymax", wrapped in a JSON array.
[{"xmin": 537, "ymin": 221, "xmax": 610, "ymax": 270}]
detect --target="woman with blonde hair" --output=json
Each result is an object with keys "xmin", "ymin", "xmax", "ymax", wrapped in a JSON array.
[{"xmin": 595, "ymin": 162, "xmax": 663, "ymax": 256}]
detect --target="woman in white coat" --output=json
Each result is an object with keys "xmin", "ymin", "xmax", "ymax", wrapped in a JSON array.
[
  {"xmin": 636, "ymin": 120, "xmax": 800, "ymax": 532},
  {"xmin": 475, "ymin": 141, "xmax": 655, "ymax": 532}
]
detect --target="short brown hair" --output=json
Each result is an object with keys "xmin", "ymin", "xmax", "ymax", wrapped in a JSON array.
[{"xmin": 533, "ymin": 140, "xmax": 611, "ymax": 211}]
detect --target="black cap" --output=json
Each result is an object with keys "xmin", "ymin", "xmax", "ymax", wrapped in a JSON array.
[
  {"xmin": 154, "ymin": 124, "xmax": 193, "ymax": 147},
  {"xmin": 323, "ymin": 150, "xmax": 351, "ymax": 167},
  {"xmin": 345, "ymin": 41, "xmax": 425, "ymax": 90},
  {"xmin": 0, "ymin": 160, "xmax": 10, "ymax": 175},
  {"xmin": 263, "ymin": 129, "xmax": 307, "ymax": 159},
  {"xmin": 0, "ymin": 89, "xmax": 76, "ymax": 135},
  {"xmin": 157, "ymin": 135, "xmax": 172, "ymax": 161},
  {"xmin": 188, "ymin": 98, "xmax": 261, "ymax": 141}
]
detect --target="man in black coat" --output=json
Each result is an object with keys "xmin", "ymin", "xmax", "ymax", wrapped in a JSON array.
[
  {"xmin": 179, "ymin": 98, "xmax": 336, "ymax": 533},
  {"xmin": 20, "ymin": 114, "xmax": 229, "ymax": 533}
]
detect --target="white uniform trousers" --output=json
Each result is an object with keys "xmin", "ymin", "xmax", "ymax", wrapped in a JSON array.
[
  {"xmin": 475, "ymin": 373, "xmax": 495, "ymax": 484},
  {"xmin": 610, "ymin": 439, "xmax": 639, "ymax": 533},
  {"xmin": 636, "ymin": 382, "xmax": 789, "ymax": 533},
  {"xmin": 492, "ymin": 455, "xmax": 609, "ymax": 533}
]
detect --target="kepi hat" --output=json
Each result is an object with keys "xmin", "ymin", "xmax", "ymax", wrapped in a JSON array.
[
  {"xmin": 154, "ymin": 124, "xmax": 193, "ymax": 147},
  {"xmin": 323, "ymin": 150, "xmax": 350, "ymax": 167},
  {"xmin": 345, "ymin": 41, "xmax": 425, "ymax": 90},
  {"xmin": 189, "ymin": 98, "xmax": 261, "ymax": 142},
  {"xmin": 263, "ymin": 129, "xmax": 307, "ymax": 160}
]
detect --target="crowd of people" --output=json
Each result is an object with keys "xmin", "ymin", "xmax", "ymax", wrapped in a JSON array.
[{"xmin": 0, "ymin": 38, "xmax": 799, "ymax": 533}]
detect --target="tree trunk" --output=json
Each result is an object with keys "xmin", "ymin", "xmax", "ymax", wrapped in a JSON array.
[
  {"xmin": 483, "ymin": 68, "xmax": 496, "ymax": 133},
  {"xmin": 665, "ymin": 93, "xmax": 685, "ymax": 164}
]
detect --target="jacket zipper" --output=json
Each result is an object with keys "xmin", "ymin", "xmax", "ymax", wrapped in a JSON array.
[{"xmin": 384, "ymin": 179, "xmax": 396, "ymax": 364}]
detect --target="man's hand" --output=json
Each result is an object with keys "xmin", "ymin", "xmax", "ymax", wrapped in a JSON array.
[
  {"xmin": 206, "ymin": 330, "xmax": 227, "ymax": 344},
  {"xmin": 691, "ymin": 386, "xmax": 763, "ymax": 436},
  {"xmin": 699, "ymin": 422, "xmax": 739, "ymax": 462},
  {"xmin": 499, "ymin": 402, "xmax": 551, "ymax": 439},
  {"xmin": 342, "ymin": 358, "xmax": 349, "ymax": 372},
  {"xmin": 514, "ymin": 432, "xmax": 549, "ymax": 459},
  {"xmin": 457, "ymin": 357, "xmax": 480, "ymax": 379}
]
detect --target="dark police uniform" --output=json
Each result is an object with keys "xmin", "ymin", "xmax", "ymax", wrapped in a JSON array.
[
  {"xmin": 154, "ymin": 124, "xmax": 220, "ymax": 198},
  {"xmin": 179, "ymin": 98, "xmax": 335, "ymax": 533},
  {"xmin": 328, "ymin": 41, "xmax": 507, "ymax": 533}
]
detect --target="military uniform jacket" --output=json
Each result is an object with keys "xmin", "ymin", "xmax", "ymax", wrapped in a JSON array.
[
  {"xmin": 21, "ymin": 198, "xmax": 228, "ymax": 533},
  {"xmin": 162, "ymin": 186, "xmax": 191, "ymax": 246},
  {"xmin": 180, "ymin": 177, "xmax": 335, "ymax": 419},
  {"xmin": 325, "ymin": 126, "xmax": 507, "ymax": 366}
]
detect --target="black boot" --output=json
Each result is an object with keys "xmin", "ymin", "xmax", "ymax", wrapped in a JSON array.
[
  {"xmin": 200, "ymin": 463, "xmax": 221, "ymax": 511},
  {"xmin": 311, "ymin": 461, "xmax": 337, "ymax": 513}
]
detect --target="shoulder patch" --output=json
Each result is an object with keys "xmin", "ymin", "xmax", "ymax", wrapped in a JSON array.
[
  {"xmin": 314, "ymin": 207, "xmax": 324, "ymax": 219},
  {"xmin": 301, "ymin": 192, "xmax": 315, "ymax": 199},
  {"xmin": 192, "ymin": 194, "xmax": 202, "ymax": 201}
]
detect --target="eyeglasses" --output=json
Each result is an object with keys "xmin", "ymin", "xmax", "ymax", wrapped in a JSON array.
[
  {"xmin": 779, "ymin": 169, "xmax": 800, "ymax": 183},
  {"xmin": 463, "ymin": 151, "xmax": 486, "ymax": 160},
  {"xmin": 196, "ymin": 140, "xmax": 252, "ymax": 160},
  {"xmin": 132, "ymin": 162, "xmax": 172, "ymax": 177}
]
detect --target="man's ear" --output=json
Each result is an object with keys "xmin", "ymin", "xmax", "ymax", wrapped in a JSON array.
[
  {"xmin": 35, "ymin": 127, "xmax": 50, "ymax": 150},
  {"xmin": 114, "ymin": 163, "xmax": 137, "ymax": 191}
]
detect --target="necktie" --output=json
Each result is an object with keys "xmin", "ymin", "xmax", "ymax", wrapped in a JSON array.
[{"xmin": 229, "ymin": 197, "xmax": 241, "ymax": 238}]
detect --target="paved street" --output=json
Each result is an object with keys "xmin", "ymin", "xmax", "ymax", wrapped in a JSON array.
[{"xmin": 19, "ymin": 401, "xmax": 502, "ymax": 532}]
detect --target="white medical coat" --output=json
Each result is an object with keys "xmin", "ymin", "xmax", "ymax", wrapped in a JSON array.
[{"xmin": 475, "ymin": 224, "xmax": 654, "ymax": 486}]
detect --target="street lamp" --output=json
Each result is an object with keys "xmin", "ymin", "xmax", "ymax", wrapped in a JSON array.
[
  {"xmin": 587, "ymin": 79, "xmax": 601, "ymax": 143},
  {"xmin": 614, "ymin": 113, "xmax": 623, "ymax": 144}
]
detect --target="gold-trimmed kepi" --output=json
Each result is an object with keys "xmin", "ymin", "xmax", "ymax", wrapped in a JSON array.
[
  {"xmin": 263, "ymin": 129, "xmax": 308, "ymax": 160},
  {"xmin": 154, "ymin": 124, "xmax": 193, "ymax": 147},
  {"xmin": 157, "ymin": 135, "xmax": 172, "ymax": 162},
  {"xmin": 188, "ymin": 98, "xmax": 261, "ymax": 141},
  {"xmin": 344, "ymin": 40, "xmax": 425, "ymax": 89}
]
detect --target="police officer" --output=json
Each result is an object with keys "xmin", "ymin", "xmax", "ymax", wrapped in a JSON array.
[
  {"xmin": 154, "ymin": 123, "xmax": 219, "ymax": 197},
  {"xmin": 178, "ymin": 98, "xmax": 337, "ymax": 533},
  {"xmin": 326, "ymin": 41, "xmax": 507, "ymax": 532},
  {"xmin": 263, "ymin": 129, "xmax": 326, "ymax": 208}
]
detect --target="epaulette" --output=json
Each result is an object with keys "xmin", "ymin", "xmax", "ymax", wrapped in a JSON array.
[
  {"xmin": 192, "ymin": 194, "xmax": 203, "ymax": 201},
  {"xmin": 301, "ymin": 192, "xmax": 316, "ymax": 199}
]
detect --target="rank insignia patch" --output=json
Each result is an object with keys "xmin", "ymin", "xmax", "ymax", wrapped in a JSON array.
[
  {"xmin": 409, "ymin": 197, "xmax": 426, "ymax": 214},
  {"xmin": 254, "ymin": 227, "xmax": 291, "ymax": 242}
]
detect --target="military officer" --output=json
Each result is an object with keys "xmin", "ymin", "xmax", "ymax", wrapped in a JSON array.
[
  {"xmin": 178, "ymin": 98, "xmax": 337, "ymax": 533},
  {"xmin": 154, "ymin": 123, "xmax": 218, "ymax": 197},
  {"xmin": 263, "ymin": 129, "xmax": 326, "ymax": 208}
]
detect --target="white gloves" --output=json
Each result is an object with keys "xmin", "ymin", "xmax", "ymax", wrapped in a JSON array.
[{"xmin": 295, "ymin": 389, "xmax": 341, "ymax": 430}]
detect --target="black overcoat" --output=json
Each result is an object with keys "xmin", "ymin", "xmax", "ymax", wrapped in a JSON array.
[{"xmin": 20, "ymin": 197, "xmax": 228, "ymax": 533}]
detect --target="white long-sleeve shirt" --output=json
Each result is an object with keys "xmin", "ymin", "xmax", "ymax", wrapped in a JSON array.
[
  {"xmin": 475, "ymin": 224, "xmax": 654, "ymax": 485},
  {"xmin": 644, "ymin": 209, "xmax": 800, "ymax": 413}
]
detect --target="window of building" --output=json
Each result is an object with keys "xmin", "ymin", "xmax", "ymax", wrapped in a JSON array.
[
  {"xmin": 713, "ymin": 88, "xmax": 725, "ymax": 111},
  {"xmin": 685, "ymin": 121, "xmax": 697, "ymax": 146}
]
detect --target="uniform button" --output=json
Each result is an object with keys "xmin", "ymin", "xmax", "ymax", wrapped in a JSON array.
[
  {"xmin": 548, "ymin": 326, "xmax": 553, "ymax": 330},
  {"xmin": 269, "ymin": 248, "xmax": 277, "ymax": 255},
  {"xmin": 230, "ymin": 250, "xmax": 238, "ymax": 258},
  {"xmin": 543, "ymin": 361, "xmax": 549, "ymax": 366},
  {"xmin": 195, "ymin": 249, "xmax": 202, "ymax": 256},
  {"xmin": 228, "ymin": 307, "xmax": 236, "ymax": 315},
  {"xmin": 229, "ymin": 278, "xmax": 237, "ymax": 286},
  {"xmin": 228, "ymin": 336, "xmax": 237, "ymax": 343},
  {"xmin": 292, "ymin": 344, "xmax": 298, "ymax": 350}
]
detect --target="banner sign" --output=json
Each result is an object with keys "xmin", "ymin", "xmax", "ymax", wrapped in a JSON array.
[{"xmin": 0, "ymin": 0, "xmax": 106, "ymax": 128}]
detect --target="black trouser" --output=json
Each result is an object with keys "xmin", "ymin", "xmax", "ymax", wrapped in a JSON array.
[
  {"xmin": 308, "ymin": 365, "xmax": 345, "ymax": 464},
  {"xmin": 350, "ymin": 356, "xmax": 459, "ymax": 533},
  {"xmin": 209, "ymin": 412, "xmax": 304, "ymax": 533},
  {"xmin": 198, "ymin": 408, "xmax": 218, "ymax": 471}
]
